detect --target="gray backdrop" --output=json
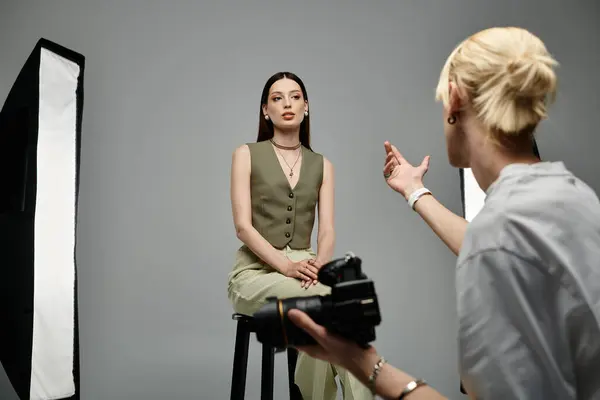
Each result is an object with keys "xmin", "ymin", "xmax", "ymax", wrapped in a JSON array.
[{"xmin": 1, "ymin": 1, "xmax": 598, "ymax": 399}]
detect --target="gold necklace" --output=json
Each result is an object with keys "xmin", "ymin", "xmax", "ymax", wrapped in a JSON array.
[{"xmin": 274, "ymin": 146, "xmax": 301, "ymax": 177}]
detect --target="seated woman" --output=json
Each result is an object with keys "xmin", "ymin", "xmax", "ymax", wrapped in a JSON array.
[{"xmin": 227, "ymin": 71, "xmax": 373, "ymax": 399}]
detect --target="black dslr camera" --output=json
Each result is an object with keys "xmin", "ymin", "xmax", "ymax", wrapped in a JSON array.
[{"xmin": 253, "ymin": 252, "xmax": 381, "ymax": 351}]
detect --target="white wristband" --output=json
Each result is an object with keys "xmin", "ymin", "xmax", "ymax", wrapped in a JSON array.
[{"xmin": 407, "ymin": 187, "xmax": 431, "ymax": 210}]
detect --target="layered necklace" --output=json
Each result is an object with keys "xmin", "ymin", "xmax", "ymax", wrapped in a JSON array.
[{"xmin": 270, "ymin": 138, "xmax": 301, "ymax": 177}]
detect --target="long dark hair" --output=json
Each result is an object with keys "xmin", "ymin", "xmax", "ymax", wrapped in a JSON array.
[{"xmin": 256, "ymin": 71, "xmax": 312, "ymax": 150}]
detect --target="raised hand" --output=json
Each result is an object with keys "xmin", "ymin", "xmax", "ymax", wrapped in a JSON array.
[{"xmin": 383, "ymin": 141, "xmax": 430, "ymax": 199}]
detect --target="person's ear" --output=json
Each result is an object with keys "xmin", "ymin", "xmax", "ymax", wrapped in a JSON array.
[
  {"xmin": 262, "ymin": 104, "xmax": 268, "ymax": 118},
  {"xmin": 448, "ymin": 81, "xmax": 463, "ymax": 116},
  {"xmin": 304, "ymin": 100, "xmax": 309, "ymax": 114}
]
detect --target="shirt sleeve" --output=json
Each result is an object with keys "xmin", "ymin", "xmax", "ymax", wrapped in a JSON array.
[{"xmin": 455, "ymin": 248, "xmax": 571, "ymax": 399}]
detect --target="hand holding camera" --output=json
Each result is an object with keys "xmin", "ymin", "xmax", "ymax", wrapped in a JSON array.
[{"xmin": 254, "ymin": 252, "xmax": 382, "ymax": 351}]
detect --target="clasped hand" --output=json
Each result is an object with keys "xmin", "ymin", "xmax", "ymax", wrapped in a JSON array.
[{"xmin": 285, "ymin": 258, "xmax": 323, "ymax": 289}]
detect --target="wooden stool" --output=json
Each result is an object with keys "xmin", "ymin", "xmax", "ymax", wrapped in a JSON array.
[{"xmin": 230, "ymin": 313, "xmax": 302, "ymax": 400}]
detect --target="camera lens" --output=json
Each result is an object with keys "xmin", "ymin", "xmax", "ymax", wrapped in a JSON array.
[
  {"xmin": 250, "ymin": 255, "xmax": 382, "ymax": 351},
  {"xmin": 254, "ymin": 295, "xmax": 332, "ymax": 349}
]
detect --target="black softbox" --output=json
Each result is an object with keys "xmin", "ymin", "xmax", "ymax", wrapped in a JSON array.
[{"xmin": 0, "ymin": 38, "xmax": 84, "ymax": 400}]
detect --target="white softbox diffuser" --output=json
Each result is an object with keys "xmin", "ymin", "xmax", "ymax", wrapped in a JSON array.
[{"xmin": 0, "ymin": 38, "xmax": 84, "ymax": 400}]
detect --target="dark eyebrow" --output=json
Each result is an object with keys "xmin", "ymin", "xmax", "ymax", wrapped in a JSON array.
[{"xmin": 270, "ymin": 90, "xmax": 301, "ymax": 96}]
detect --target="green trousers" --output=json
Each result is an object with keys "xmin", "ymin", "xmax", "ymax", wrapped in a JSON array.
[{"xmin": 227, "ymin": 245, "xmax": 374, "ymax": 400}]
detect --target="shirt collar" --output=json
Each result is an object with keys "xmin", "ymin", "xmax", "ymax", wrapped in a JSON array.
[{"xmin": 485, "ymin": 161, "xmax": 567, "ymax": 196}]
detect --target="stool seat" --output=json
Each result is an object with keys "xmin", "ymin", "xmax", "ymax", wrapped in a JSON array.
[
  {"xmin": 232, "ymin": 313, "xmax": 253, "ymax": 326},
  {"xmin": 229, "ymin": 313, "xmax": 302, "ymax": 400}
]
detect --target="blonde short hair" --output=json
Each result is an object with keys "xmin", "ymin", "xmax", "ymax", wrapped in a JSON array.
[{"xmin": 435, "ymin": 27, "xmax": 558, "ymax": 136}]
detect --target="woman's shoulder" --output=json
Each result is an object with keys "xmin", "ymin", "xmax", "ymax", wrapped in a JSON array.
[
  {"xmin": 233, "ymin": 141, "xmax": 268, "ymax": 155},
  {"xmin": 304, "ymin": 146, "xmax": 329, "ymax": 162},
  {"xmin": 232, "ymin": 143, "xmax": 250, "ymax": 157},
  {"xmin": 232, "ymin": 143, "xmax": 258, "ymax": 165}
]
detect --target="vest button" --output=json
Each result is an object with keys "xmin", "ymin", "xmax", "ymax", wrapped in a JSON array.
[
  {"xmin": 286, "ymin": 218, "xmax": 291, "ymax": 224},
  {"xmin": 289, "ymin": 193, "xmax": 294, "ymax": 198},
  {"xmin": 287, "ymin": 206, "xmax": 292, "ymax": 211},
  {"xmin": 285, "ymin": 232, "xmax": 291, "ymax": 238}
]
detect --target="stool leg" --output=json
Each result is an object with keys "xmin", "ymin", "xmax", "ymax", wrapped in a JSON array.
[
  {"xmin": 261, "ymin": 344, "xmax": 275, "ymax": 400},
  {"xmin": 230, "ymin": 320, "xmax": 251, "ymax": 400},
  {"xmin": 287, "ymin": 348, "xmax": 303, "ymax": 400}
]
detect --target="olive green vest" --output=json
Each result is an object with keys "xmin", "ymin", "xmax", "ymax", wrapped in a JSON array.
[{"xmin": 248, "ymin": 140, "xmax": 323, "ymax": 250}]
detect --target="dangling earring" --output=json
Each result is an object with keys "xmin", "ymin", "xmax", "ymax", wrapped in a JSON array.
[
  {"xmin": 447, "ymin": 114, "xmax": 457, "ymax": 125},
  {"xmin": 265, "ymin": 115, "xmax": 269, "ymax": 120},
  {"xmin": 304, "ymin": 111, "xmax": 308, "ymax": 116}
]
